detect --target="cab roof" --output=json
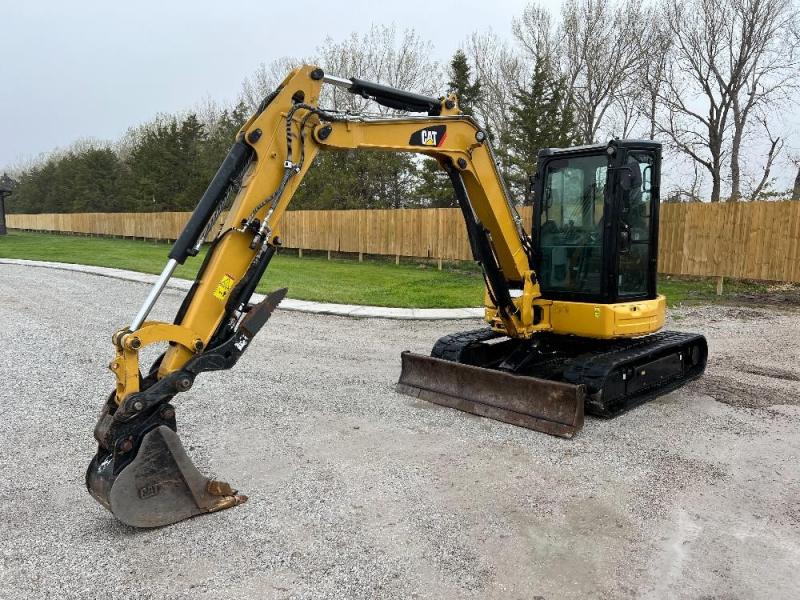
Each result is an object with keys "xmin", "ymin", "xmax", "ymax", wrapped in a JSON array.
[{"xmin": 538, "ymin": 139, "xmax": 661, "ymax": 158}]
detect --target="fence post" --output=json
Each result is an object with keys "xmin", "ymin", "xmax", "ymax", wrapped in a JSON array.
[
  {"xmin": 715, "ymin": 276, "xmax": 724, "ymax": 296},
  {"xmin": 437, "ymin": 258, "xmax": 442, "ymax": 271},
  {"xmin": 298, "ymin": 248, "xmax": 303, "ymax": 258},
  {"xmin": 0, "ymin": 178, "xmax": 11, "ymax": 235}
]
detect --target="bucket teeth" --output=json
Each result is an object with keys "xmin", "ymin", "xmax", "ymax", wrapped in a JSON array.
[
  {"xmin": 396, "ymin": 351, "xmax": 585, "ymax": 438},
  {"xmin": 86, "ymin": 425, "xmax": 246, "ymax": 528},
  {"xmin": 205, "ymin": 480, "xmax": 248, "ymax": 512}
]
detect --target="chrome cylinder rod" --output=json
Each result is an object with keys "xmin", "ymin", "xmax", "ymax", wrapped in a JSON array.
[
  {"xmin": 322, "ymin": 74, "xmax": 353, "ymax": 88},
  {"xmin": 130, "ymin": 258, "xmax": 179, "ymax": 331}
]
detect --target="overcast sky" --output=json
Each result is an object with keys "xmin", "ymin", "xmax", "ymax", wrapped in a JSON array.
[
  {"xmin": 0, "ymin": 0, "xmax": 566, "ymax": 170},
  {"xmin": 3, "ymin": 0, "xmax": 795, "ymax": 194}
]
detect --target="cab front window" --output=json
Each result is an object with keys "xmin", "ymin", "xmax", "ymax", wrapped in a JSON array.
[{"xmin": 538, "ymin": 154, "xmax": 608, "ymax": 296}]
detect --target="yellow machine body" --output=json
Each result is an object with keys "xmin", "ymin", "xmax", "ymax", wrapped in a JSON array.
[{"xmin": 87, "ymin": 65, "xmax": 706, "ymax": 530}]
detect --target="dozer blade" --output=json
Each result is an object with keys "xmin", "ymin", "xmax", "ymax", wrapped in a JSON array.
[
  {"xmin": 86, "ymin": 425, "xmax": 246, "ymax": 528},
  {"xmin": 396, "ymin": 351, "xmax": 586, "ymax": 438}
]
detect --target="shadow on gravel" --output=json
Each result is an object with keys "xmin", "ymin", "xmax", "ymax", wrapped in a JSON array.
[
  {"xmin": 727, "ymin": 286, "xmax": 800, "ymax": 307},
  {"xmin": 696, "ymin": 374, "xmax": 796, "ymax": 408}
]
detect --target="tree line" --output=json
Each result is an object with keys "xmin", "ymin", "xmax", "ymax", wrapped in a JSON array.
[{"xmin": 6, "ymin": 0, "xmax": 800, "ymax": 214}]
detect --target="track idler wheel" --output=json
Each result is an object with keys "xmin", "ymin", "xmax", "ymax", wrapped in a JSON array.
[{"xmin": 86, "ymin": 406, "xmax": 246, "ymax": 528}]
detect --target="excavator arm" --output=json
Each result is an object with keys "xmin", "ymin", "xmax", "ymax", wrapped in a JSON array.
[
  {"xmin": 86, "ymin": 65, "xmax": 706, "ymax": 528},
  {"xmin": 154, "ymin": 66, "xmax": 548, "ymax": 380},
  {"xmin": 86, "ymin": 65, "xmax": 554, "ymax": 527}
]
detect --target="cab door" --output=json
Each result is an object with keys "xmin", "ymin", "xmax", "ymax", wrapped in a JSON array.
[
  {"xmin": 613, "ymin": 146, "xmax": 660, "ymax": 301},
  {"xmin": 534, "ymin": 150, "xmax": 612, "ymax": 303}
]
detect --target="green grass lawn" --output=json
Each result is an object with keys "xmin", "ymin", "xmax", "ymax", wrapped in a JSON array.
[
  {"xmin": 0, "ymin": 231, "xmax": 771, "ymax": 308},
  {"xmin": 658, "ymin": 275, "xmax": 767, "ymax": 305},
  {"xmin": 0, "ymin": 231, "xmax": 484, "ymax": 308}
]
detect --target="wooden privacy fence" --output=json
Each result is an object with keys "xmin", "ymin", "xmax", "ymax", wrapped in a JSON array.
[
  {"xmin": 7, "ymin": 208, "xmax": 534, "ymax": 261},
  {"xmin": 275, "ymin": 208, "xmax": 511, "ymax": 260},
  {"xmin": 6, "ymin": 211, "xmax": 196, "ymax": 240},
  {"xmin": 7, "ymin": 201, "xmax": 800, "ymax": 282},
  {"xmin": 658, "ymin": 201, "xmax": 800, "ymax": 282}
]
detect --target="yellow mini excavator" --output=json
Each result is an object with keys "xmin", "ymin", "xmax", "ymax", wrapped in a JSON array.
[{"xmin": 86, "ymin": 65, "xmax": 707, "ymax": 527}]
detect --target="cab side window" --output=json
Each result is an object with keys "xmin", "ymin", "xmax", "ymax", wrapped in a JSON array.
[{"xmin": 617, "ymin": 152, "xmax": 654, "ymax": 296}]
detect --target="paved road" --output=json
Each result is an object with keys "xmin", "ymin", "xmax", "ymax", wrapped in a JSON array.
[{"xmin": 1, "ymin": 265, "xmax": 798, "ymax": 599}]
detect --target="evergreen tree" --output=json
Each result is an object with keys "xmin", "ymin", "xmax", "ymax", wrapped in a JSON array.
[
  {"xmin": 7, "ymin": 148, "xmax": 123, "ymax": 213},
  {"xmin": 415, "ymin": 159, "xmax": 457, "ymax": 208},
  {"xmin": 176, "ymin": 113, "xmax": 210, "ymax": 209},
  {"xmin": 502, "ymin": 56, "xmax": 578, "ymax": 200},
  {"xmin": 199, "ymin": 102, "xmax": 249, "ymax": 186},
  {"xmin": 447, "ymin": 50, "xmax": 482, "ymax": 116},
  {"xmin": 122, "ymin": 114, "xmax": 208, "ymax": 211},
  {"xmin": 406, "ymin": 50, "xmax": 485, "ymax": 209},
  {"xmin": 293, "ymin": 151, "xmax": 421, "ymax": 210},
  {"xmin": 61, "ymin": 148, "xmax": 124, "ymax": 211}
]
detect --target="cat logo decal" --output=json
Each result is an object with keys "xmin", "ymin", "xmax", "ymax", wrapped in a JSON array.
[{"xmin": 409, "ymin": 125, "xmax": 447, "ymax": 147}]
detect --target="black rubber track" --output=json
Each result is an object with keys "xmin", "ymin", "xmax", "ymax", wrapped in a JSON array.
[{"xmin": 428, "ymin": 328, "xmax": 708, "ymax": 420}]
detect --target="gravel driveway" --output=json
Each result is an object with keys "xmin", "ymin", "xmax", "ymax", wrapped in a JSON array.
[{"xmin": 1, "ymin": 264, "xmax": 798, "ymax": 599}]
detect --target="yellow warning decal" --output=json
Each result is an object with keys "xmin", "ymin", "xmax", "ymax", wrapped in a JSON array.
[{"xmin": 213, "ymin": 274, "xmax": 235, "ymax": 301}]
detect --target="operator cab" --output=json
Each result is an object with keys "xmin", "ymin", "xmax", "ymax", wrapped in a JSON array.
[{"xmin": 532, "ymin": 140, "xmax": 661, "ymax": 304}]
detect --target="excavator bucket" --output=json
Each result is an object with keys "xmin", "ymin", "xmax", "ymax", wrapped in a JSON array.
[
  {"xmin": 86, "ymin": 424, "xmax": 246, "ymax": 528},
  {"xmin": 396, "ymin": 352, "xmax": 586, "ymax": 438},
  {"xmin": 86, "ymin": 289, "xmax": 289, "ymax": 528}
]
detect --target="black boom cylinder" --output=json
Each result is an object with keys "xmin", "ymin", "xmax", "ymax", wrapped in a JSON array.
[
  {"xmin": 348, "ymin": 78, "xmax": 441, "ymax": 115},
  {"xmin": 169, "ymin": 140, "xmax": 253, "ymax": 264}
]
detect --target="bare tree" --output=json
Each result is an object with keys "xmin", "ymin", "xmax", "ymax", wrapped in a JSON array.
[
  {"xmin": 238, "ymin": 26, "xmax": 440, "ymax": 117},
  {"xmin": 636, "ymin": 10, "xmax": 672, "ymax": 140},
  {"xmin": 562, "ymin": 0, "xmax": 651, "ymax": 142},
  {"xmin": 240, "ymin": 56, "xmax": 305, "ymax": 111},
  {"xmin": 727, "ymin": 0, "xmax": 800, "ymax": 201},
  {"xmin": 657, "ymin": 0, "xmax": 736, "ymax": 202},
  {"xmin": 747, "ymin": 118, "xmax": 784, "ymax": 199},
  {"xmin": 786, "ymin": 153, "xmax": 800, "ymax": 199},
  {"xmin": 664, "ymin": 160, "xmax": 706, "ymax": 202},
  {"xmin": 512, "ymin": 3, "xmax": 558, "ymax": 66},
  {"xmin": 316, "ymin": 25, "xmax": 441, "ymax": 113},
  {"xmin": 464, "ymin": 30, "xmax": 523, "ymax": 170},
  {"xmin": 606, "ymin": 89, "xmax": 642, "ymax": 139},
  {"xmin": 793, "ymin": 164, "xmax": 800, "ymax": 200},
  {"xmin": 233, "ymin": 27, "xmax": 444, "ymax": 210},
  {"xmin": 657, "ymin": 0, "xmax": 799, "ymax": 202},
  {"xmin": 513, "ymin": 0, "xmax": 651, "ymax": 143}
]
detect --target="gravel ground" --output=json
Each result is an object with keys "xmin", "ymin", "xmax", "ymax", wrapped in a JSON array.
[{"xmin": 1, "ymin": 264, "xmax": 798, "ymax": 600}]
